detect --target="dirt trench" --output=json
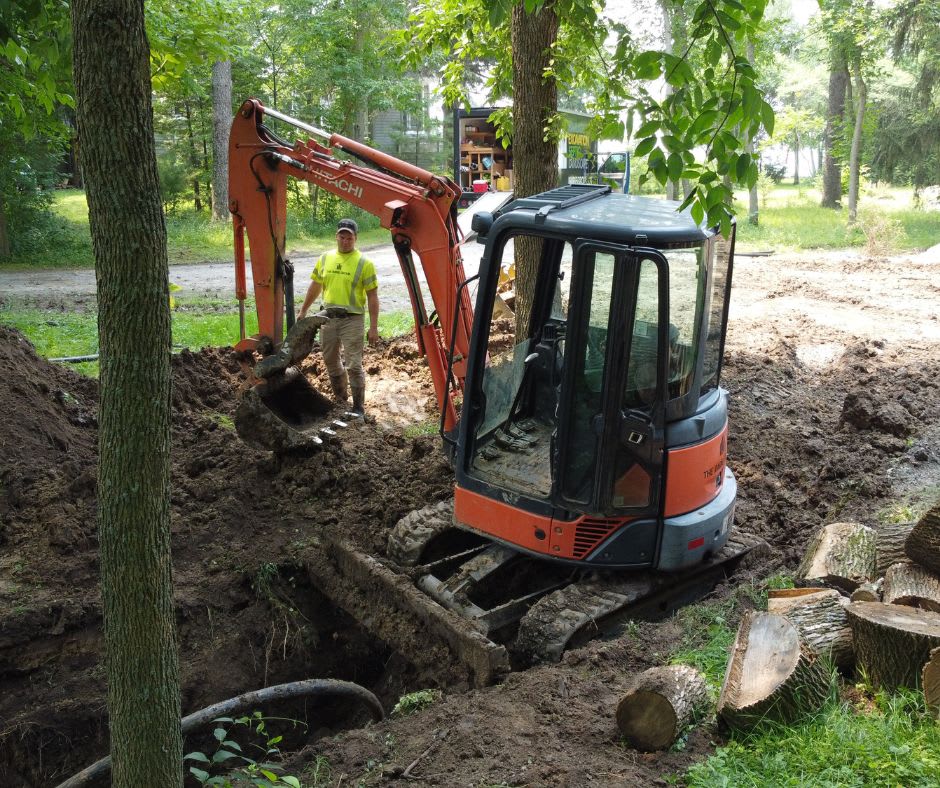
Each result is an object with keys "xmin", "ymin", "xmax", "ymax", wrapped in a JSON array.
[{"xmin": 2, "ymin": 247, "xmax": 940, "ymax": 786}]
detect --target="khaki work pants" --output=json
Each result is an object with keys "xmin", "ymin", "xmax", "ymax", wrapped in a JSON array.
[{"xmin": 320, "ymin": 313, "xmax": 366, "ymax": 389}]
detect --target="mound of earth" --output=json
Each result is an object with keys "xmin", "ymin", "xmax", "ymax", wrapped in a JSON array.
[{"xmin": 2, "ymin": 247, "xmax": 939, "ymax": 787}]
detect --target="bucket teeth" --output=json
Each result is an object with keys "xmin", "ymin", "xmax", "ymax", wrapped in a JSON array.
[
  {"xmin": 320, "ymin": 427, "xmax": 337, "ymax": 437},
  {"xmin": 333, "ymin": 419, "xmax": 348, "ymax": 429}
]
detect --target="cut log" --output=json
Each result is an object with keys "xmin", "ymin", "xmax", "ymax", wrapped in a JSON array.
[
  {"xmin": 797, "ymin": 521, "xmax": 876, "ymax": 593},
  {"xmin": 717, "ymin": 611, "xmax": 832, "ymax": 731},
  {"xmin": 882, "ymin": 561, "xmax": 940, "ymax": 612},
  {"xmin": 845, "ymin": 601, "xmax": 940, "ymax": 691},
  {"xmin": 923, "ymin": 647, "xmax": 940, "ymax": 719},
  {"xmin": 876, "ymin": 521, "xmax": 914, "ymax": 575},
  {"xmin": 615, "ymin": 665, "xmax": 710, "ymax": 752},
  {"xmin": 905, "ymin": 501, "xmax": 940, "ymax": 575},
  {"xmin": 767, "ymin": 588, "xmax": 853, "ymax": 669},
  {"xmin": 850, "ymin": 579, "xmax": 883, "ymax": 603}
]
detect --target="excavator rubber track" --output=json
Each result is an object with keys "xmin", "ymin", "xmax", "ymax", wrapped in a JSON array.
[{"xmin": 387, "ymin": 501, "xmax": 769, "ymax": 667}]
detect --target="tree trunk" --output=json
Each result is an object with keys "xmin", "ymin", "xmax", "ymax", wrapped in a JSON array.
[
  {"xmin": 184, "ymin": 100, "xmax": 202, "ymax": 211},
  {"xmin": 211, "ymin": 60, "xmax": 232, "ymax": 222},
  {"xmin": 0, "ymin": 197, "xmax": 10, "ymax": 259},
  {"xmin": 846, "ymin": 602, "xmax": 940, "ymax": 691},
  {"xmin": 659, "ymin": 0, "xmax": 678, "ymax": 202},
  {"xmin": 882, "ymin": 561, "xmax": 940, "ymax": 612},
  {"xmin": 924, "ymin": 647, "xmax": 940, "ymax": 718},
  {"xmin": 616, "ymin": 665, "xmax": 709, "ymax": 751},
  {"xmin": 851, "ymin": 579, "xmax": 883, "ymax": 602},
  {"xmin": 718, "ymin": 611, "xmax": 832, "ymax": 731},
  {"xmin": 746, "ymin": 42, "xmax": 758, "ymax": 225},
  {"xmin": 797, "ymin": 521, "xmax": 877, "ymax": 593},
  {"xmin": 71, "ymin": 1, "xmax": 181, "ymax": 785},
  {"xmin": 877, "ymin": 521, "xmax": 915, "ymax": 575},
  {"xmin": 821, "ymin": 50, "xmax": 848, "ymax": 208},
  {"xmin": 905, "ymin": 501, "xmax": 940, "ymax": 574},
  {"xmin": 847, "ymin": 58, "xmax": 866, "ymax": 224},
  {"xmin": 793, "ymin": 131, "xmax": 800, "ymax": 185},
  {"xmin": 767, "ymin": 588, "xmax": 854, "ymax": 669},
  {"xmin": 510, "ymin": 0, "xmax": 559, "ymax": 338}
]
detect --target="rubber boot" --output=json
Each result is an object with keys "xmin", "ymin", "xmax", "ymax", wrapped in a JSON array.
[
  {"xmin": 350, "ymin": 385, "xmax": 366, "ymax": 416},
  {"xmin": 329, "ymin": 373, "xmax": 349, "ymax": 405}
]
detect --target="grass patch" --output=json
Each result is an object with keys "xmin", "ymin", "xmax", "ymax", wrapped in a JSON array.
[
  {"xmin": 733, "ymin": 184, "xmax": 937, "ymax": 252},
  {"xmin": 683, "ymin": 689, "xmax": 940, "ymax": 788}
]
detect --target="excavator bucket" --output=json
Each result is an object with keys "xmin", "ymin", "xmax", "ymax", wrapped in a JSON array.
[{"xmin": 234, "ymin": 314, "xmax": 353, "ymax": 453}]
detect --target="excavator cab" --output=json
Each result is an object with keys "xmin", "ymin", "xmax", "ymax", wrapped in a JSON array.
[{"xmin": 451, "ymin": 185, "xmax": 736, "ymax": 571}]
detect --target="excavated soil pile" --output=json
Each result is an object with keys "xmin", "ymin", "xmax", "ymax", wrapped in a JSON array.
[
  {"xmin": 0, "ymin": 328, "xmax": 452, "ymax": 786},
  {"xmin": 2, "ymin": 249, "xmax": 940, "ymax": 787}
]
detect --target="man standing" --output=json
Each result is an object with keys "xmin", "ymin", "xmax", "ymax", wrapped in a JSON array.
[{"xmin": 299, "ymin": 218, "xmax": 379, "ymax": 415}]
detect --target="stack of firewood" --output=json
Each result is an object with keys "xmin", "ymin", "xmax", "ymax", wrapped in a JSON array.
[
  {"xmin": 718, "ymin": 502, "xmax": 940, "ymax": 732},
  {"xmin": 615, "ymin": 502, "xmax": 940, "ymax": 750}
]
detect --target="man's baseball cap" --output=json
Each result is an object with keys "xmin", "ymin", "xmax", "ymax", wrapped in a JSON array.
[{"xmin": 337, "ymin": 218, "xmax": 358, "ymax": 235}]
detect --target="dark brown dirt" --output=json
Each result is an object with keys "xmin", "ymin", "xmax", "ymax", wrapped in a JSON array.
[{"xmin": 2, "ymin": 247, "xmax": 939, "ymax": 786}]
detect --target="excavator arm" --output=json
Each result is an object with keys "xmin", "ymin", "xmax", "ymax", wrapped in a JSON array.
[{"xmin": 228, "ymin": 98, "xmax": 474, "ymax": 430}]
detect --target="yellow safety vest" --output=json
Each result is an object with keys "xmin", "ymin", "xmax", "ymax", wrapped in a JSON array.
[{"xmin": 311, "ymin": 250, "xmax": 377, "ymax": 313}]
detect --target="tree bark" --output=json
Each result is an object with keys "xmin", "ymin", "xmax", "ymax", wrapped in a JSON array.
[
  {"xmin": 718, "ymin": 611, "xmax": 832, "ymax": 731},
  {"xmin": 876, "ymin": 521, "xmax": 915, "ymax": 575},
  {"xmin": 767, "ymin": 588, "xmax": 854, "ymax": 669},
  {"xmin": 882, "ymin": 561, "xmax": 940, "ymax": 612},
  {"xmin": 924, "ymin": 647, "xmax": 940, "ymax": 719},
  {"xmin": 70, "ymin": 1, "xmax": 181, "ymax": 785},
  {"xmin": 821, "ymin": 50, "xmax": 848, "ymax": 208},
  {"xmin": 797, "ymin": 521, "xmax": 877, "ymax": 593},
  {"xmin": 845, "ymin": 602, "xmax": 940, "ymax": 691},
  {"xmin": 184, "ymin": 100, "xmax": 202, "ymax": 211},
  {"xmin": 510, "ymin": 0, "xmax": 559, "ymax": 337},
  {"xmin": 211, "ymin": 60, "xmax": 232, "ymax": 222},
  {"xmin": 851, "ymin": 579, "xmax": 883, "ymax": 602},
  {"xmin": 905, "ymin": 501, "xmax": 940, "ymax": 574},
  {"xmin": 616, "ymin": 665, "xmax": 709, "ymax": 751},
  {"xmin": 0, "ymin": 197, "xmax": 10, "ymax": 259},
  {"xmin": 847, "ymin": 58, "xmax": 867, "ymax": 224},
  {"xmin": 793, "ymin": 131, "xmax": 800, "ymax": 185}
]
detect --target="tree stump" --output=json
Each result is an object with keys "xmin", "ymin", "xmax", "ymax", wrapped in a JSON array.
[
  {"xmin": 717, "ymin": 611, "xmax": 832, "ymax": 731},
  {"xmin": 905, "ymin": 502, "xmax": 940, "ymax": 575},
  {"xmin": 923, "ymin": 647, "xmax": 940, "ymax": 719},
  {"xmin": 876, "ymin": 521, "xmax": 914, "ymax": 575},
  {"xmin": 845, "ymin": 602, "xmax": 940, "ymax": 691},
  {"xmin": 882, "ymin": 561, "xmax": 940, "ymax": 612},
  {"xmin": 615, "ymin": 665, "xmax": 710, "ymax": 751},
  {"xmin": 797, "ymin": 522, "xmax": 876, "ymax": 593},
  {"xmin": 850, "ymin": 579, "xmax": 883, "ymax": 603},
  {"xmin": 767, "ymin": 588, "xmax": 853, "ymax": 669}
]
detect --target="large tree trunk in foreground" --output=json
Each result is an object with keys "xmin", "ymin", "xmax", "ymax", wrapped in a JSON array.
[
  {"xmin": 71, "ymin": 1, "xmax": 181, "ymax": 785},
  {"xmin": 924, "ymin": 647, "xmax": 940, "ymax": 718},
  {"xmin": 616, "ymin": 665, "xmax": 709, "ymax": 751},
  {"xmin": 211, "ymin": 60, "xmax": 232, "ymax": 222},
  {"xmin": 845, "ymin": 602, "xmax": 940, "ymax": 691},
  {"xmin": 767, "ymin": 588, "xmax": 854, "ymax": 669},
  {"xmin": 877, "ymin": 521, "xmax": 915, "ymax": 575},
  {"xmin": 821, "ymin": 52, "xmax": 848, "ymax": 209},
  {"xmin": 905, "ymin": 501, "xmax": 940, "ymax": 574},
  {"xmin": 718, "ymin": 611, "xmax": 832, "ymax": 731},
  {"xmin": 882, "ymin": 561, "xmax": 940, "ymax": 612},
  {"xmin": 797, "ymin": 521, "xmax": 876, "ymax": 593},
  {"xmin": 510, "ymin": 0, "xmax": 559, "ymax": 337}
]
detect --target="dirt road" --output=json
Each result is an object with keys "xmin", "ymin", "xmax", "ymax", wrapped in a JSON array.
[{"xmin": 0, "ymin": 242, "xmax": 485, "ymax": 312}]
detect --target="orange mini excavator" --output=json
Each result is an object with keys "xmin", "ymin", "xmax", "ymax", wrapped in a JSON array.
[{"xmin": 229, "ymin": 99, "xmax": 758, "ymax": 663}]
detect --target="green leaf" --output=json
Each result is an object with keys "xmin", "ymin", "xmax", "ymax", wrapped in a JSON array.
[
  {"xmin": 760, "ymin": 100, "xmax": 775, "ymax": 136},
  {"xmin": 691, "ymin": 200, "xmax": 705, "ymax": 226},
  {"xmin": 184, "ymin": 752, "xmax": 211, "ymax": 763},
  {"xmin": 652, "ymin": 159, "xmax": 668, "ymax": 186},
  {"xmin": 735, "ymin": 153, "xmax": 750, "ymax": 182},
  {"xmin": 189, "ymin": 767, "xmax": 210, "ymax": 783},
  {"xmin": 212, "ymin": 749, "xmax": 240, "ymax": 764},
  {"xmin": 667, "ymin": 153, "xmax": 683, "ymax": 181},
  {"xmin": 635, "ymin": 120, "xmax": 660, "ymax": 139},
  {"xmin": 634, "ymin": 136, "xmax": 657, "ymax": 157},
  {"xmin": 488, "ymin": 0, "xmax": 512, "ymax": 27},
  {"xmin": 746, "ymin": 162, "xmax": 759, "ymax": 190},
  {"xmin": 282, "ymin": 778, "xmax": 302, "ymax": 788},
  {"xmin": 213, "ymin": 727, "xmax": 227, "ymax": 742},
  {"xmin": 261, "ymin": 770, "xmax": 280, "ymax": 781}
]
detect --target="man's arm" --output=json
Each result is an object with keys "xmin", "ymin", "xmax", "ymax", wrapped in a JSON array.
[
  {"xmin": 299, "ymin": 280, "xmax": 323, "ymax": 319},
  {"xmin": 366, "ymin": 288, "xmax": 379, "ymax": 346}
]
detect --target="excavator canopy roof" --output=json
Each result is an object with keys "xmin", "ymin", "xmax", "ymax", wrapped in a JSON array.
[{"xmin": 495, "ymin": 185, "xmax": 724, "ymax": 248}]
